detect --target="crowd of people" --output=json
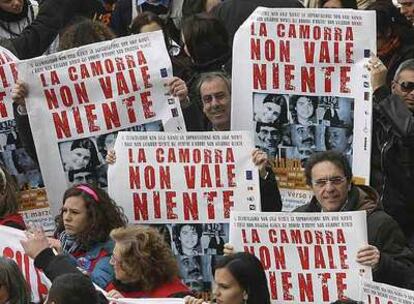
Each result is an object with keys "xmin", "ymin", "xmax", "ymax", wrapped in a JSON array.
[{"xmin": 0, "ymin": 0, "xmax": 413, "ymax": 303}]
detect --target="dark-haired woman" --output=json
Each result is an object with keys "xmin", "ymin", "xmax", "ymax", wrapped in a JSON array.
[
  {"xmin": 0, "ymin": 257, "xmax": 31, "ymax": 304},
  {"xmin": 52, "ymin": 184, "xmax": 127, "ymax": 288},
  {"xmin": 0, "ymin": 165, "xmax": 25, "ymax": 230},
  {"xmin": 63, "ymin": 138, "xmax": 101, "ymax": 172},
  {"xmin": 173, "ymin": 224, "xmax": 203, "ymax": 256},
  {"xmin": 184, "ymin": 252, "xmax": 271, "ymax": 304}
]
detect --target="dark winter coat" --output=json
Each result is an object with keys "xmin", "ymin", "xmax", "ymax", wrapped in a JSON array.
[
  {"xmin": 371, "ymin": 86, "xmax": 414, "ymax": 241},
  {"xmin": 295, "ymin": 185, "xmax": 414, "ymax": 290}
]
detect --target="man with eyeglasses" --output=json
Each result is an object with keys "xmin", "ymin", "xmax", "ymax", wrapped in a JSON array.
[
  {"xmin": 370, "ymin": 58, "xmax": 414, "ymax": 247},
  {"xmin": 196, "ymin": 71, "xmax": 282, "ymax": 212},
  {"xmin": 294, "ymin": 151, "xmax": 414, "ymax": 290}
]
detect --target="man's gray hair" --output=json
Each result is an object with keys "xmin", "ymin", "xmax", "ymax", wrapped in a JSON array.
[
  {"xmin": 196, "ymin": 71, "xmax": 231, "ymax": 96},
  {"xmin": 394, "ymin": 59, "xmax": 414, "ymax": 81}
]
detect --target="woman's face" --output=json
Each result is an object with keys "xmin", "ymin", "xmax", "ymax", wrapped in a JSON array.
[
  {"xmin": 0, "ymin": 283, "xmax": 9, "ymax": 304},
  {"xmin": 62, "ymin": 196, "xmax": 89, "ymax": 236},
  {"xmin": 70, "ymin": 148, "xmax": 91, "ymax": 169},
  {"xmin": 110, "ymin": 243, "xmax": 130, "ymax": 283},
  {"xmin": 179, "ymin": 225, "xmax": 199, "ymax": 252},
  {"xmin": 0, "ymin": 0, "xmax": 24, "ymax": 15},
  {"xmin": 213, "ymin": 268, "xmax": 246, "ymax": 304},
  {"xmin": 261, "ymin": 102, "xmax": 281, "ymax": 123},
  {"xmin": 295, "ymin": 97, "xmax": 315, "ymax": 120}
]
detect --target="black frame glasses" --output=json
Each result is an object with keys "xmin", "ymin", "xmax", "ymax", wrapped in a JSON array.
[{"xmin": 312, "ymin": 176, "xmax": 347, "ymax": 188}]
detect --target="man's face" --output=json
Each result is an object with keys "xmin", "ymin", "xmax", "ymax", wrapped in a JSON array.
[
  {"xmin": 310, "ymin": 161, "xmax": 350, "ymax": 212},
  {"xmin": 392, "ymin": 69, "xmax": 414, "ymax": 112},
  {"xmin": 0, "ymin": 0, "xmax": 23, "ymax": 14},
  {"xmin": 201, "ymin": 78, "xmax": 231, "ymax": 131},
  {"xmin": 325, "ymin": 127, "xmax": 350, "ymax": 153},
  {"xmin": 179, "ymin": 256, "xmax": 203, "ymax": 291},
  {"xmin": 72, "ymin": 171, "xmax": 94, "ymax": 185},
  {"xmin": 295, "ymin": 97, "xmax": 315, "ymax": 120},
  {"xmin": 257, "ymin": 125, "xmax": 281, "ymax": 148},
  {"xmin": 398, "ymin": 0, "xmax": 414, "ymax": 24},
  {"xmin": 291, "ymin": 124, "xmax": 315, "ymax": 149}
]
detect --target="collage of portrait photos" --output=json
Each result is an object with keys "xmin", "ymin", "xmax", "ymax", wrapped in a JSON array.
[
  {"xmin": 253, "ymin": 93, "xmax": 354, "ymax": 166},
  {"xmin": 58, "ymin": 120, "xmax": 164, "ymax": 189}
]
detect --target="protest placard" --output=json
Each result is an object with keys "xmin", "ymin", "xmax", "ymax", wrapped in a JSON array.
[
  {"xmin": 108, "ymin": 130, "xmax": 260, "ymax": 297},
  {"xmin": 17, "ymin": 31, "xmax": 186, "ymax": 216},
  {"xmin": 0, "ymin": 47, "xmax": 17, "ymax": 122},
  {"xmin": 0, "ymin": 47, "xmax": 44, "ymax": 191},
  {"xmin": 0, "ymin": 225, "xmax": 51, "ymax": 302},
  {"xmin": 231, "ymin": 8, "xmax": 376, "ymax": 210},
  {"xmin": 360, "ymin": 279, "xmax": 414, "ymax": 304},
  {"xmin": 230, "ymin": 211, "xmax": 371, "ymax": 303},
  {"xmin": 109, "ymin": 131, "xmax": 260, "ymax": 223}
]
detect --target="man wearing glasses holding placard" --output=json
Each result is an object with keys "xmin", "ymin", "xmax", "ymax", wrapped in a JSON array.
[{"xmin": 369, "ymin": 58, "xmax": 414, "ymax": 248}]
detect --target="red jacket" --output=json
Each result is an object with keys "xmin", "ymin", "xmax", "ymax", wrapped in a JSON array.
[
  {"xmin": 0, "ymin": 213, "xmax": 26, "ymax": 230},
  {"xmin": 106, "ymin": 277, "xmax": 190, "ymax": 298}
]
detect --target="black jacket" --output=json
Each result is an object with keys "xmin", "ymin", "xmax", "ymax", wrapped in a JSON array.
[
  {"xmin": 295, "ymin": 185, "xmax": 414, "ymax": 290},
  {"xmin": 0, "ymin": 0, "xmax": 97, "ymax": 59},
  {"xmin": 110, "ymin": 0, "xmax": 169, "ymax": 37},
  {"xmin": 379, "ymin": 30, "xmax": 414, "ymax": 88},
  {"xmin": 371, "ymin": 86, "xmax": 414, "ymax": 240},
  {"xmin": 34, "ymin": 248, "xmax": 109, "ymax": 304},
  {"xmin": 260, "ymin": 167, "xmax": 282, "ymax": 212}
]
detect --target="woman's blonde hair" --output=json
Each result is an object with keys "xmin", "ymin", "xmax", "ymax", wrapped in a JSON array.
[{"xmin": 110, "ymin": 225, "xmax": 179, "ymax": 291}]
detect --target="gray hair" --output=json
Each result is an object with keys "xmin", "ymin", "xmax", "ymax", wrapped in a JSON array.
[
  {"xmin": 394, "ymin": 59, "xmax": 414, "ymax": 81},
  {"xmin": 196, "ymin": 71, "xmax": 231, "ymax": 97}
]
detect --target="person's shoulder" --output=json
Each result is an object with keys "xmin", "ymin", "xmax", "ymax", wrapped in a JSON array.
[{"xmin": 87, "ymin": 239, "xmax": 114, "ymax": 257}]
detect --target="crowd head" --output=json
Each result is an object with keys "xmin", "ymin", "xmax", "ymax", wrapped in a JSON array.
[
  {"xmin": 55, "ymin": 184, "xmax": 127, "ymax": 248},
  {"xmin": 45, "ymin": 273, "xmax": 99, "ymax": 304},
  {"xmin": 213, "ymin": 252, "xmax": 271, "ymax": 304},
  {"xmin": 181, "ymin": 13, "xmax": 229, "ymax": 65},
  {"xmin": 197, "ymin": 71, "xmax": 232, "ymax": 131},
  {"xmin": 392, "ymin": 58, "xmax": 414, "ymax": 112},
  {"xmin": 109, "ymin": 225, "xmax": 179, "ymax": 290},
  {"xmin": 305, "ymin": 151, "xmax": 353, "ymax": 212},
  {"xmin": 0, "ymin": 257, "xmax": 30, "ymax": 304}
]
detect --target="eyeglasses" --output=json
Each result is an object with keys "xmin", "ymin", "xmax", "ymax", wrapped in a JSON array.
[
  {"xmin": 312, "ymin": 176, "xmax": 347, "ymax": 188},
  {"xmin": 395, "ymin": 81, "xmax": 414, "ymax": 93}
]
